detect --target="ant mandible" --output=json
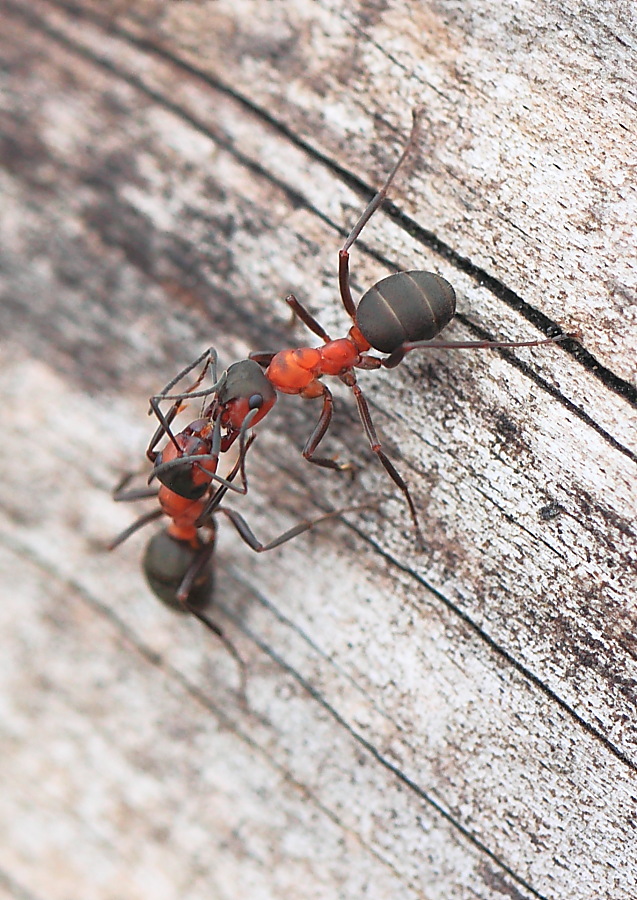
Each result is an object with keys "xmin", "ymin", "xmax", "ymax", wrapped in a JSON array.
[{"xmin": 149, "ymin": 110, "xmax": 564, "ymax": 541}]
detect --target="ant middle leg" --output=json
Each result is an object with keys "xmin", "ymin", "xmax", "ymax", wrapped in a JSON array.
[
  {"xmin": 302, "ymin": 385, "xmax": 354, "ymax": 473},
  {"xmin": 108, "ymin": 472, "xmax": 163, "ymax": 550},
  {"xmin": 285, "ymin": 294, "xmax": 332, "ymax": 342}
]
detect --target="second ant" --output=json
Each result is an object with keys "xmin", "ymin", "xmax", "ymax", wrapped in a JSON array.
[{"xmin": 147, "ymin": 111, "xmax": 565, "ymax": 543}]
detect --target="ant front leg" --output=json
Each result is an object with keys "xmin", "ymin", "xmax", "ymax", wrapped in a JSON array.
[
  {"xmin": 285, "ymin": 294, "xmax": 332, "ymax": 342},
  {"xmin": 338, "ymin": 249, "xmax": 358, "ymax": 322},
  {"xmin": 147, "ymin": 348, "xmax": 224, "ymax": 462}
]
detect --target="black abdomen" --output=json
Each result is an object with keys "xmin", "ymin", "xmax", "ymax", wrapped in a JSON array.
[{"xmin": 356, "ymin": 271, "xmax": 456, "ymax": 354}]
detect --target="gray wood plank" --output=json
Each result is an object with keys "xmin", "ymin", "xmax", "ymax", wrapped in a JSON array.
[{"xmin": 0, "ymin": 1, "xmax": 635, "ymax": 898}]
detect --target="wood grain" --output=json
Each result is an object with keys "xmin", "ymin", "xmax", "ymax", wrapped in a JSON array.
[{"xmin": 0, "ymin": 1, "xmax": 635, "ymax": 898}]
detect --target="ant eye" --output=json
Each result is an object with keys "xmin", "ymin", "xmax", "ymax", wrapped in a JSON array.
[{"xmin": 248, "ymin": 393, "xmax": 263, "ymax": 410}]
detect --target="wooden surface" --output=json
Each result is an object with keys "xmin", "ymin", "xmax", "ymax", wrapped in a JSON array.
[{"xmin": 1, "ymin": 1, "xmax": 635, "ymax": 898}]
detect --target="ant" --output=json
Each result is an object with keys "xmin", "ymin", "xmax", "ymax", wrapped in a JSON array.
[
  {"xmin": 110, "ymin": 375, "xmax": 362, "ymax": 688},
  {"xmin": 109, "ymin": 424, "xmax": 253, "ymax": 686},
  {"xmin": 146, "ymin": 110, "xmax": 565, "ymax": 542}
]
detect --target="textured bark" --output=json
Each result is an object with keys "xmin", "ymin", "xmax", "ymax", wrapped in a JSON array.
[{"xmin": 0, "ymin": 2, "xmax": 635, "ymax": 899}]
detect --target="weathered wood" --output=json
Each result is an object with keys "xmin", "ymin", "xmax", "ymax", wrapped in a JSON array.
[{"xmin": 0, "ymin": 1, "xmax": 635, "ymax": 898}]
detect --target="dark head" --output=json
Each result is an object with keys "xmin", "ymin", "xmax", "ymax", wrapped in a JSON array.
[
  {"xmin": 356, "ymin": 271, "xmax": 456, "ymax": 354},
  {"xmin": 219, "ymin": 359, "xmax": 277, "ymax": 431}
]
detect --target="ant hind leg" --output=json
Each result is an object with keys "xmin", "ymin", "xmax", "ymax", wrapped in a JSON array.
[{"xmin": 346, "ymin": 375, "xmax": 424, "ymax": 545}]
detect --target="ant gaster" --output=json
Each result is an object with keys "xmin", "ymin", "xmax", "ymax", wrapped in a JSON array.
[{"xmin": 149, "ymin": 111, "xmax": 564, "ymax": 541}]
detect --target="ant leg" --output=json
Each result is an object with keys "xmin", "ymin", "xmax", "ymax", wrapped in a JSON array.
[
  {"xmin": 149, "ymin": 378, "xmax": 229, "ymax": 410},
  {"xmin": 148, "ymin": 380, "xmax": 227, "ymax": 462},
  {"xmin": 344, "ymin": 374, "xmax": 423, "ymax": 542},
  {"xmin": 155, "ymin": 346, "xmax": 218, "ymax": 402},
  {"xmin": 112, "ymin": 471, "xmax": 158, "ymax": 502},
  {"xmin": 151, "ymin": 451, "xmax": 252, "ymax": 495},
  {"xmin": 147, "ymin": 348, "xmax": 222, "ymax": 462},
  {"xmin": 337, "ymin": 249, "xmax": 358, "ymax": 321},
  {"xmin": 173, "ymin": 539, "xmax": 248, "ymax": 697},
  {"xmin": 147, "ymin": 390, "xmax": 209, "ymax": 462},
  {"xmin": 147, "ymin": 404, "xmax": 182, "ymax": 462},
  {"xmin": 108, "ymin": 508, "xmax": 164, "ymax": 550},
  {"xmin": 285, "ymin": 294, "xmax": 332, "ymax": 342},
  {"xmin": 338, "ymin": 109, "xmax": 423, "ymax": 322},
  {"xmin": 174, "ymin": 537, "xmax": 216, "ymax": 605},
  {"xmin": 302, "ymin": 386, "xmax": 352, "ymax": 472},
  {"xmin": 109, "ymin": 473, "xmax": 162, "ymax": 549},
  {"xmin": 149, "ymin": 377, "xmax": 228, "ymax": 410},
  {"xmin": 196, "ymin": 433, "xmax": 258, "ymax": 525},
  {"xmin": 249, "ymin": 351, "xmax": 277, "ymax": 368},
  {"xmin": 188, "ymin": 606, "xmax": 248, "ymax": 698},
  {"xmin": 152, "ymin": 418, "xmax": 258, "ymax": 500},
  {"xmin": 381, "ymin": 334, "xmax": 568, "ymax": 369},
  {"xmin": 216, "ymin": 504, "xmax": 370, "ymax": 552}
]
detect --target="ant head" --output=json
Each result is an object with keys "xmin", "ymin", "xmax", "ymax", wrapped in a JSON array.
[
  {"xmin": 219, "ymin": 359, "xmax": 277, "ymax": 430},
  {"xmin": 143, "ymin": 530, "xmax": 213, "ymax": 611}
]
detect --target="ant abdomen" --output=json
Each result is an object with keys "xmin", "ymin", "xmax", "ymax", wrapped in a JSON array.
[
  {"xmin": 356, "ymin": 271, "xmax": 456, "ymax": 353},
  {"xmin": 143, "ymin": 530, "xmax": 213, "ymax": 612}
]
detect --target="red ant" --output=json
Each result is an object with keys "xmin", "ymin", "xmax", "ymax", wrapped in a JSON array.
[
  {"xmin": 146, "ymin": 111, "xmax": 565, "ymax": 542},
  {"xmin": 109, "ymin": 423, "xmax": 253, "ymax": 684},
  {"xmin": 110, "ymin": 375, "xmax": 361, "ymax": 687}
]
